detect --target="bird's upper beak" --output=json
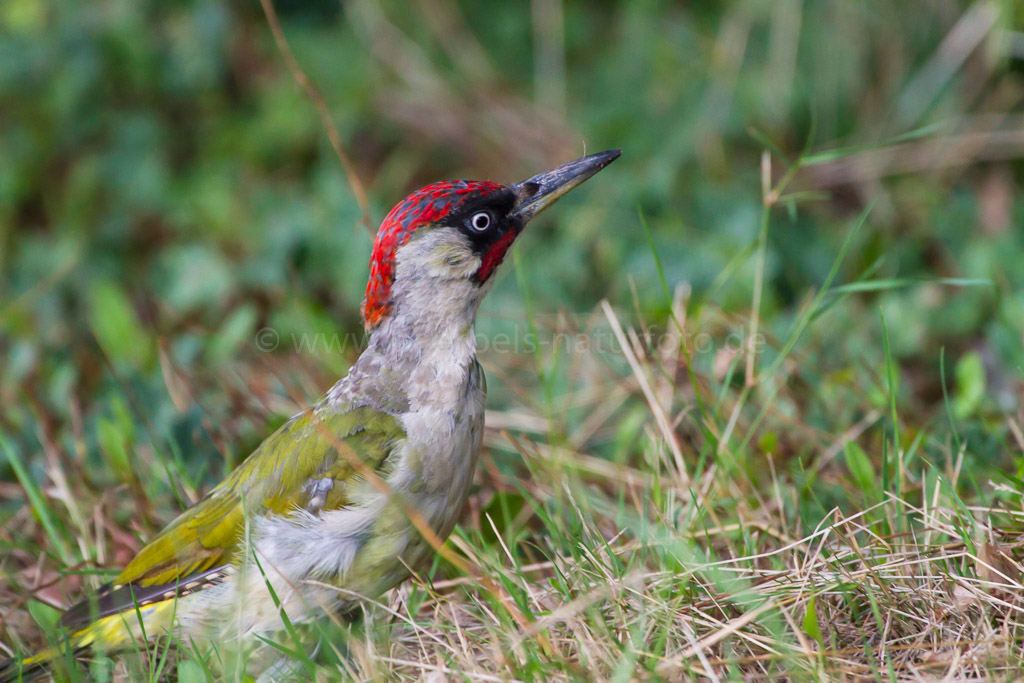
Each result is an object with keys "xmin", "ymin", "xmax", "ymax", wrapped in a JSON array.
[{"xmin": 511, "ymin": 149, "xmax": 621, "ymax": 224}]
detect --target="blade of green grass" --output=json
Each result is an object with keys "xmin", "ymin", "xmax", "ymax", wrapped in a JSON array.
[{"xmin": 0, "ymin": 434, "xmax": 73, "ymax": 565}]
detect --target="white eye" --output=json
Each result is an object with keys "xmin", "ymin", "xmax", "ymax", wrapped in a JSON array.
[{"xmin": 470, "ymin": 211, "xmax": 492, "ymax": 232}]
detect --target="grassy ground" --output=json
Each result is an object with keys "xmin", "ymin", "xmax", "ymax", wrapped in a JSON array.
[{"xmin": 2, "ymin": 0, "xmax": 1024, "ymax": 679}]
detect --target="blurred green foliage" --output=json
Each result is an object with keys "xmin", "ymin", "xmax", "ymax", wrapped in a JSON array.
[
  {"xmin": 1, "ymin": 0, "xmax": 1023, "ymax": 507},
  {"xmin": 3, "ymin": 3, "xmax": 1024, "ymax": 677}
]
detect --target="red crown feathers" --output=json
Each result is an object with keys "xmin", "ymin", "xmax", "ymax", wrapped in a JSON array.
[{"xmin": 362, "ymin": 180, "xmax": 503, "ymax": 328}]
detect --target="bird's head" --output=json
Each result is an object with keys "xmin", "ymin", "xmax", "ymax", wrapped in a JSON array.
[{"xmin": 362, "ymin": 150, "xmax": 621, "ymax": 330}]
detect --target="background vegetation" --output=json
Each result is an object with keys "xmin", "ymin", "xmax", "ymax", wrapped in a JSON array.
[{"xmin": 2, "ymin": 0, "xmax": 1024, "ymax": 679}]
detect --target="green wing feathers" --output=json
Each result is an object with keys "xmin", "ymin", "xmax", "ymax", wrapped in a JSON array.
[
  {"xmin": 0, "ymin": 404, "xmax": 403, "ymax": 679},
  {"xmin": 116, "ymin": 404, "xmax": 405, "ymax": 587}
]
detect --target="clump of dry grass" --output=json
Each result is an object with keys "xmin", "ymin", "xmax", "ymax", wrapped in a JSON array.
[
  {"xmin": 372, "ymin": 499, "xmax": 1024, "ymax": 680},
  {"xmin": 3, "ymin": 272, "xmax": 1023, "ymax": 680}
]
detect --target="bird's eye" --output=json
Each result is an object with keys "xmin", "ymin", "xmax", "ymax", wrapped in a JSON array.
[{"xmin": 469, "ymin": 211, "xmax": 492, "ymax": 232}]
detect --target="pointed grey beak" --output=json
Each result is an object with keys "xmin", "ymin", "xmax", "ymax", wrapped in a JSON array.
[{"xmin": 511, "ymin": 149, "xmax": 621, "ymax": 223}]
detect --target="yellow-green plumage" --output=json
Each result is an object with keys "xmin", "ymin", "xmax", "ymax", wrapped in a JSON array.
[
  {"xmin": 116, "ymin": 405, "xmax": 403, "ymax": 588},
  {"xmin": 6, "ymin": 402, "xmax": 408, "ymax": 679}
]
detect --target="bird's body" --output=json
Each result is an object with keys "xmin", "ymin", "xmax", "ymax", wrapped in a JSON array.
[
  {"xmin": 3, "ymin": 150, "xmax": 619, "ymax": 680},
  {"xmin": 71, "ymin": 318, "xmax": 486, "ymax": 652}
]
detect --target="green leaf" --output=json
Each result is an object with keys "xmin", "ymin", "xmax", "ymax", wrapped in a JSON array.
[
  {"xmin": 96, "ymin": 397, "xmax": 135, "ymax": 482},
  {"xmin": 844, "ymin": 442, "xmax": 875, "ymax": 494},
  {"xmin": 27, "ymin": 599, "xmax": 62, "ymax": 633},
  {"xmin": 88, "ymin": 279, "xmax": 151, "ymax": 369},
  {"xmin": 208, "ymin": 304, "xmax": 258, "ymax": 363},
  {"xmin": 152, "ymin": 244, "xmax": 235, "ymax": 315},
  {"xmin": 952, "ymin": 351, "xmax": 985, "ymax": 420},
  {"xmin": 175, "ymin": 659, "xmax": 209, "ymax": 683},
  {"xmin": 0, "ymin": 0, "xmax": 45, "ymax": 33},
  {"xmin": 802, "ymin": 595, "xmax": 824, "ymax": 646}
]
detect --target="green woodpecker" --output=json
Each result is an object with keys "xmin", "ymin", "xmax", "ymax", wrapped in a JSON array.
[{"xmin": 3, "ymin": 149, "xmax": 620, "ymax": 679}]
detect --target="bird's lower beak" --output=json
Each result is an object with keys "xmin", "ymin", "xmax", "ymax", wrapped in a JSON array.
[{"xmin": 511, "ymin": 149, "xmax": 621, "ymax": 224}]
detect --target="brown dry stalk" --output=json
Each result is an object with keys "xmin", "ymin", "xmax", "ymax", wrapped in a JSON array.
[
  {"xmin": 802, "ymin": 128, "xmax": 1024, "ymax": 189},
  {"xmin": 601, "ymin": 300, "xmax": 690, "ymax": 486},
  {"xmin": 258, "ymin": 0, "xmax": 374, "ymax": 233}
]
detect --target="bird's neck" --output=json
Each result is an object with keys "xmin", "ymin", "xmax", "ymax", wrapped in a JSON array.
[
  {"xmin": 368, "ymin": 302, "xmax": 479, "ymax": 371},
  {"xmin": 340, "ymin": 281, "xmax": 485, "ymax": 414}
]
